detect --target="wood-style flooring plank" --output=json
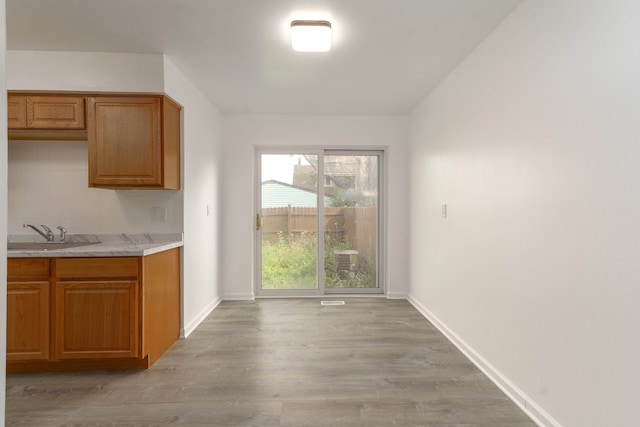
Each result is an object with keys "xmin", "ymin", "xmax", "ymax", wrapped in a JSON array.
[{"xmin": 6, "ymin": 298, "xmax": 536, "ymax": 426}]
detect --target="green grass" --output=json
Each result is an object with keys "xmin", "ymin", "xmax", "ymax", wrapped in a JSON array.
[
  {"xmin": 261, "ymin": 233, "xmax": 317, "ymax": 289},
  {"xmin": 261, "ymin": 232, "xmax": 376, "ymax": 290}
]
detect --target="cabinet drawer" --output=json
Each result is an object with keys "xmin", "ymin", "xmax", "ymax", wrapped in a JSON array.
[
  {"xmin": 8, "ymin": 258, "xmax": 51, "ymax": 280},
  {"xmin": 55, "ymin": 258, "xmax": 139, "ymax": 280}
]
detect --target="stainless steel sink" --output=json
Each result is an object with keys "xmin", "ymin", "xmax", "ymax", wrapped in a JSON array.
[{"xmin": 7, "ymin": 242, "xmax": 101, "ymax": 251}]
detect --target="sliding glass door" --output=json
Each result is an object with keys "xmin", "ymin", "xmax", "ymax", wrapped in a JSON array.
[{"xmin": 256, "ymin": 150, "xmax": 383, "ymax": 296}]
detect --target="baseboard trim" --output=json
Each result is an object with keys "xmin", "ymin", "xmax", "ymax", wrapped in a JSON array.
[
  {"xmin": 406, "ymin": 294, "xmax": 561, "ymax": 427},
  {"xmin": 181, "ymin": 296, "xmax": 222, "ymax": 338},
  {"xmin": 222, "ymin": 292, "xmax": 255, "ymax": 301},
  {"xmin": 386, "ymin": 291, "xmax": 406, "ymax": 299}
]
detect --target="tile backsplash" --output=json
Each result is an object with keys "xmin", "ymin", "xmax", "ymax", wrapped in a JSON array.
[{"xmin": 8, "ymin": 140, "xmax": 183, "ymax": 236}]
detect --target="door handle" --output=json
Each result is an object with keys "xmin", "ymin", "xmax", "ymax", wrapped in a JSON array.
[{"xmin": 256, "ymin": 213, "xmax": 262, "ymax": 231}]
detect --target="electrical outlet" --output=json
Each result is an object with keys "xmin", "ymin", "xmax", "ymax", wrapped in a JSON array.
[{"xmin": 152, "ymin": 206, "xmax": 167, "ymax": 222}]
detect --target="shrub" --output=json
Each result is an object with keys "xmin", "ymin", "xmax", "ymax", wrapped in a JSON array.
[
  {"xmin": 261, "ymin": 232, "xmax": 377, "ymax": 289},
  {"xmin": 261, "ymin": 232, "xmax": 317, "ymax": 289}
]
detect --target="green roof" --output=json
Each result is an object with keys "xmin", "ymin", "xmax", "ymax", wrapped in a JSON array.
[{"xmin": 262, "ymin": 180, "xmax": 330, "ymax": 208}]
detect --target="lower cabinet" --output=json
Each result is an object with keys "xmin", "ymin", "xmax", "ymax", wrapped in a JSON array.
[
  {"xmin": 6, "ymin": 249, "xmax": 180, "ymax": 373},
  {"xmin": 7, "ymin": 258, "xmax": 51, "ymax": 361}
]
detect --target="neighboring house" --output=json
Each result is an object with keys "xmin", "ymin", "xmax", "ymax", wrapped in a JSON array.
[
  {"xmin": 293, "ymin": 155, "xmax": 377, "ymax": 198},
  {"xmin": 261, "ymin": 180, "xmax": 331, "ymax": 208}
]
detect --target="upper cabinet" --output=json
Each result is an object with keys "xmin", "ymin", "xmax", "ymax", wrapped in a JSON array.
[
  {"xmin": 8, "ymin": 94, "xmax": 87, "ymax": 140},
  {"xmin": 7, "ymin": 95, "xmax": 27, "ymax": 128},
  {"xmin": 87, "ymin": 95, "xmax": 181, "ymax": 190},
  {"xmin": 6, "ymin": 92, "xmax": 182, "ymax": 190}
]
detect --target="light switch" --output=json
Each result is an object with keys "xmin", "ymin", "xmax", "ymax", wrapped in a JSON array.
[
  {"xmin": 206, "ymin": 205, "xmax": 211, "ymax": 216},
  {"xmin": 441, "ymin": 204, "xmax": 447, "ymax": 218}
]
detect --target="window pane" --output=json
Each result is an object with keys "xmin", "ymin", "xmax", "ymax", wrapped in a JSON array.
[
  {"xmin": 260, "ymin": 154, "xmax": 318, "ymax": 290},
  {"xmin": 323, "ymin": 155, "xmax": 378, "ymax": 289}
]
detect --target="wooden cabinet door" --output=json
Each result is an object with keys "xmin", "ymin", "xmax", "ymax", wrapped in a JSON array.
[
  {"xmin": 7, "ymin": 258, "xmax": 51, "ymax": 361},
  {"xmin": 55, "ymin": 280, "xmax": 140, "ymax": 359},
  {"xmin": 26, "ymin": 96, "xmax": 85, "ymax": 129},
  {"xmin": 8, "ymin": 95, "xmax": 85, "ymax": 130},
  {"xmin": 88, "ymin": 96, "xmax": 163, "ymax": 187},
  {"xmin": 7, "ymin": 281, "xmax": 50, "ymax": 360},
  {"xmin": 7, "ymin": 95, "xmax": 27, "ymax": 129}
]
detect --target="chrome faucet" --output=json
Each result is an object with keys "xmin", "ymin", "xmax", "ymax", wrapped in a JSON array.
[
  {"xmin": 57, "ymin": 226, "xmax": 67, "ymax": 243},
  {"xmin": 23, "ymin": 224, "xmax": 55, "ymax": 242}
]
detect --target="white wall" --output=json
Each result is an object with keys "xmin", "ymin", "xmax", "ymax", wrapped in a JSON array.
[
  {"xmin": 408, "ymin": 1, "xmax": 640, "ymax": 426},
  {"xmin": 163, "ymin": 57, "xmax": 223, "ymax": 336},
  {"xmin": 0, "ymin": 0, "xmax": 8, "ymax": 422},
  {"xmin": 8, "ymin": 51, "xmax": 164, "ymax": 93},
  {"xmin": 221, "ymin": 115, "xmax": 409, "ymax": 299},
  {"xmin": 8, "ymin": 142, "xmax": 183, "ymax": 234},
  {"xmin": 6, "ymin": 51, "xmax": 182, "ymax": 235}
]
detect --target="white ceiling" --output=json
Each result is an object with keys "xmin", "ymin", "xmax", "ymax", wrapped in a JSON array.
[{"xmin": 6, "ymin": 0, "xmax": 522, "ymax": 115}]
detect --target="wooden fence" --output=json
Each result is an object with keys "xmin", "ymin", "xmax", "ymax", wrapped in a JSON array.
[{"xmin": 261, "ymin": 206, "xmax": 377, "ymax": 263}]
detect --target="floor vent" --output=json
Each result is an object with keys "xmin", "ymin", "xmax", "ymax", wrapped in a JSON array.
[{"xmin": 321, "ymin": 300, "xmax": 345, "ymax": 306}]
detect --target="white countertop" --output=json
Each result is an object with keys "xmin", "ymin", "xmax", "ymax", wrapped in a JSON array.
[{"xmin": 7, "ymin": 233, "xmax": 183, "ymax": 258}]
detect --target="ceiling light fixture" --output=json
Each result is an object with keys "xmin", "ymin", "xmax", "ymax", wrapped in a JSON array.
[{"xmin": 290, "ymin": 20, "xmax": 332, "ymax": 52}]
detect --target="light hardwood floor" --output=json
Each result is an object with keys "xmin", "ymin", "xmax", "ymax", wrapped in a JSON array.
[{"xmin": 6, "ymin": 298, "xmax": 536, "ymax": 426}]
